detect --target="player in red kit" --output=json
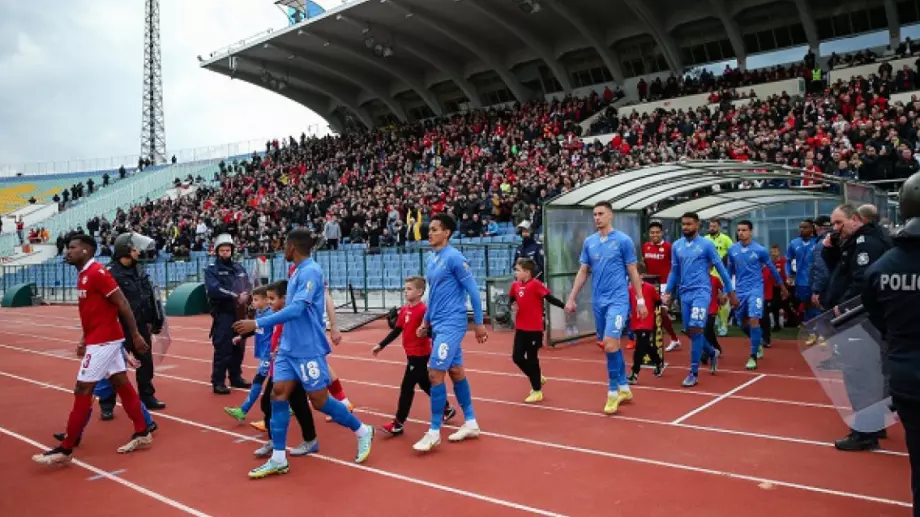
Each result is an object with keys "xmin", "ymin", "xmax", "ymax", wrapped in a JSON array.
[
  {"xmin": 508, "ymin": 258, "xmax": 566, "ymax": 403},
  {"xmin": 627, "ymin": 274, "xmax": 664, "ymax": 383},
  {"xmin": 33, "ymin": 234, "xmax": 153, "ymax": 465},
  {"xmin": 373, "ymin": 276, "xmax": 456, "ymax": 436},
  {"xmin": 641, "ymin": 221, "xmax": 681, "ymax": 352}
]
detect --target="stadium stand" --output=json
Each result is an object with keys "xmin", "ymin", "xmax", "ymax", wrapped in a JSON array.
[{"xmin": 5, "ymin": 15, "xmax": 920, "ymax": 309}]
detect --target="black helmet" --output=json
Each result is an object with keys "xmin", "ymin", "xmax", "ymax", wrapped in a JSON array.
[
  {"xmin": 114, "ymin": 232, "xmax": 155, "ymax": 259},
  {"xmin": 900, "ymin": 171, "xmax": 920, "ymax": 221}
]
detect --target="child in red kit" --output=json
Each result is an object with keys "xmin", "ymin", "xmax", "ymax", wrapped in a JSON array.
[
  {"xmin": 373, "ymin": 276, "xmax": 456, "ymax": 436},
  {"xmin": 508, "ymin": 258, "xmax": 566, "ymax": 403},
  {"xmin": 701, "ymin": 270, "xmax": 726, "ymax": 369},
  {"xmin": 627, "ymin": 275, "xmax": 665, "ymax": 384}
]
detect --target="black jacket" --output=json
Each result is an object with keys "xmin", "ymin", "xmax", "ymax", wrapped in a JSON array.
[
  {"xmin": 822, "ymin": 222, "xmax": 892, "ymax": 309},
  {"xmin": 862, "ymin": 218, "xmax": 920, "ymax": 401},
  {"xmin": 107, "ymin": 259, "xmax": 163, "ymax": 348}
]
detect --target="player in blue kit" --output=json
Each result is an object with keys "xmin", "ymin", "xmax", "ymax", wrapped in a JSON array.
[
  {"xmin": 565, "ymin": 201, "xmax": 647, "ymax": 415},
  {"xmin": 727, "ymin": 220, "xmax": 787, "ymax": 371},
  {"xmin": 412, "ymin": 213, "xmax": 488, "ymax": 453},
  {"xmin": 663, "ymin": 212, "xmax": 737, "ymax": 387},
  {"xmin": 233, "ymin": 229, "xmax": 374, "ymax": 478},
  {"xmin": 786, "ymin": 220, "xmax": 817, "ymax": 323},
  {"xmin": 224, "ymin": 285, "xmax": 274, "ymax": 422}
]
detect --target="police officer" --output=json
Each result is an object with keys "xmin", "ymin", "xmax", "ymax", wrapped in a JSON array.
[
  {"xmin": 101, "ymin": 232, "xmax": 166, "ymax": 414},
  {"xmin": 862, "ymin": 171, "xmax": 920, "ymax": 516},
  {"xmin": 514, "ymin": 220, "xmax": 544, "ymax": 280},
  {"xmin": 823, "ymin": 203, "xmax": 892, "ymax": 450},
  {"xmin": 204, "ymin": 234, "xmax": 252, "ymax": 394}
]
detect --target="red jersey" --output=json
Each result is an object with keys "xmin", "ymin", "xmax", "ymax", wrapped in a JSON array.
[
  {"xmin": 268, "ymin": 325, "xmax": 283, "ymax": 377},
  {"xmin": 510, "ymin": 279, "xmax": 550, "ymax": 332},
  {"xmin": 397, "ymin": 302, "xmax": 431, "ymax": 357},
  {"xmin": 763, "ymin": 266, "xmax": 774, "ymax": 301},
  {"xmin": 708, "ymin": 276, "xmax": 723, "ymax": 315},
  {"xmin": 77, "ymin": 260, "xmax": 124, "ymax": 345},
  {"xmin": 628, "ymin": 282, "xmax": 660, "ymax": 331},
  {"xmin": 642, "ymin": 241, "xmax": 671, "ymax": 283}
]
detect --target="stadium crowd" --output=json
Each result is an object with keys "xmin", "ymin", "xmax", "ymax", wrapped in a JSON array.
[{"xmin": 36, "ymin": 48, "xmax": 919, "ymax": 258}]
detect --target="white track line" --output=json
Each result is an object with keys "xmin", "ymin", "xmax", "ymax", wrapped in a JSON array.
[
  {"xmin": 0, "ymin": 342, "xmax": 907, "ymax": 461},
  {"xmin": 672, "ymin": 375, "xmax": 767, "ymax": 424},
  {"xmin": 0, "ymin": 344, "xmax": 908, "ymax": 458},
  {"xmin": 1, "ymin": 316, "xmax": 824, "ymax": 382},
  {"xmin": 0, "ymin": 425, "xmax": 214, "ymax": 517},
  {"xmin": 0, "ymin": 327, "xmax": 846, "ymax": 410},
  {"xmin": 0, "ymin": 369, "xmax": 908, "ymax": 509},
  {"xmin": 0, "ymin": 371, "xmax": 568, "ymax": 517}
]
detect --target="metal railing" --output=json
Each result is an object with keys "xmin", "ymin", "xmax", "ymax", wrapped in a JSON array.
[{"xmin": 0, "ymin": 243, "xmax": 518, "ymax": 311}]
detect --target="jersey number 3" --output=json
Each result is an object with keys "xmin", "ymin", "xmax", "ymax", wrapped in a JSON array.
[{"xmin": 82, "ymin": 354, "xmax": 92, "ymax": 369}]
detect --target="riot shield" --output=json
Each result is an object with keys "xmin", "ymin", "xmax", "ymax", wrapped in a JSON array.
[
  {"xmin": 486, "ymin": 276, "xmax": 515, "ymax": 332},
  {"xmin": 798, "ymin": 298, "xmax": 897, "ymax": 433},
  {"xmin": 151, "ymin": 286, "xmax": 172, "ymax": 365},
  {"xmin": 151, "ymin": 317, "xmax": 173, "ymax": 365}
]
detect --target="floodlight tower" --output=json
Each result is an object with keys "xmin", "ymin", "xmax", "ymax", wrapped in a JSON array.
[{"xmin": 140, "ymin": 0, "xmax": 166, "ymax": 164}]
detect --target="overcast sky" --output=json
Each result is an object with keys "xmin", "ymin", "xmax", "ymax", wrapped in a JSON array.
[{"xmin": 0, "ymin": 0, "xmax": 338, "ymax": 168}]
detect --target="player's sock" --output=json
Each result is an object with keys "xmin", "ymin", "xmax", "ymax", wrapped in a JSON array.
[
  {"xmin": 269, "ymin": 399, "xmax": 291, "ymax": 457},
  {"xmin": 453, "ymin": 378, "xmax": 476, "ymax": 422},
  {"xmin": 241, "ymin": 383, "xmax": 264, "ymax": 414},
  {"xmin": 429, "ymin": 382, "xmax": 447, "ymax": 432},
  {"xmin": 750, "ymin": 327, "xmax": 763, "ymax": 358},
  {"xmin": 115, "ymin": 383, "xmax": 148, "ymax": 434},
  {"xmin": 141, "ymin": 403, "xmax": 154, "ymax": 428},
  {"xmin": 61, "ymin": 394, "xmax": 93, "ymax": 449},
  {"xmin": 605, "ymin": 352, "xmax": 620, "ymax": 391},
  {"xmin": 328, "ymin": 379, "xmax": 347, "ymax": 402},
  {"xmin": 614, "ymin": 349, "xmax": 630, "ymax": 387},
  {"xmin": 318, "ymin": 396, "xmax": 361, "ymax": 432},
  {"xmin": 689, "ymin": 333, "xmax": 705, "ymax": 375}
]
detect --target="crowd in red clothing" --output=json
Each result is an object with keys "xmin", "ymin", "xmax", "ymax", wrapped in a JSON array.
[{"xmin": 49, "ymin": 45, "xmax": 919, "ymax": 257}]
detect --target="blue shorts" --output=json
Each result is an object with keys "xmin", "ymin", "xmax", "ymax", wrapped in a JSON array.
[
  {"xmin": 272, "ymin": 353, "xmax": 331, "ymax": 393},
  {"xmin": 593, "ymin": 303, "xmax": 630, "ymax": 340},
  {"xmin": 93, "ymin": 378, "xmax": 114, "ymax": 399},
  {"xmin": 795, "ymin": 285, "xmax": 811, "ymax": 301},
  {"xmin": 737, "ymin": 292, "xmax": 765, "ymax": 320},
  {"xmin": 680, "ymin": 292, "xmax": 710, "ymax": 329},
  {"xmin": 256, "ymin": 359, "xmax": 271, "ymax": 378},
  {"xmin": 429, "ymin": 328, "xmax": 465, "ymax": 371}
]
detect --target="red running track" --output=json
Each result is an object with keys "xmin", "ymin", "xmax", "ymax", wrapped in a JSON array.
[{"xmin": 0, "ymin": 306, "xmax": 911, "ymax": 517}]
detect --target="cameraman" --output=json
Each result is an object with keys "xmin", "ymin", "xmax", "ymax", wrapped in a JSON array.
[{"xmin": 823, "ymin": 203, "xmax": 892, "ymax": 451}]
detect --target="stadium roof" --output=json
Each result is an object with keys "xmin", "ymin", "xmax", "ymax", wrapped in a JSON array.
[
  {"xmin": 544, "ymin": 160, "xmax": 851, "ymax": 220},
  {"xmin": 200, "ymin": 0, "xmax": 894, "ymax": 131}
]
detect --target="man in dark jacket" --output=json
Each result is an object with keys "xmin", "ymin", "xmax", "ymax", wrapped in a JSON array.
[
  {"xmin": 102, "ymin": 232, "xmax": 166, "ymax": 413},
  {"xmin": 809, "ymin": 215, "xmax": 832, "ymax": 310},
  {"xmin": 204, "ymin": 234, "xmax": 252, "ymax": 394},
  {"xmin": 822, "ymin": 203, "xmax": 892, "ymax": 451},
  {"xmin": 862, "ymin": 171, "xmax": 920, "ymax": 515}
]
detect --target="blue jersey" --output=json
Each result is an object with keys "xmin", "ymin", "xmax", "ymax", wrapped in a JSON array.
[
  {"xmin": 252, "ymin": 307, "xmax": 273, "ymax": 361},
  {"xmin": 727, "ymin": 241, "xmax": 782, "ymax": 296},
  {"xmin": 255, "ymin": 258, "xmax": 329, "ymax": 358},
  {"xmin": 786, "ymin": 237, "xmax": 816, "ymax": 286},
  {"xmin": 579, "ymin": 230, "xmax": 636, "ymax": 306},
  {"xmin": 666, "ymin": 235, "xmax": 734, "ymax": 296},
  {"xmin": 424, "ymin": 245, "xmax": 483, "ymax": 330}
]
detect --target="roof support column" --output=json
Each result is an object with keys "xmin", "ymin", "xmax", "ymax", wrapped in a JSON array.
[
  {"xmin": 708, "ymin": 0, "xmax": 747, "ymax": 70},
  {"xmin": 793, "ymin": 0, "xmax": 820, "ymax": 54},
  {"xmin": 884, "ymin": 0, "xmax": 900, "ymax": 47},
  {"xmin": 539, "ymin": 0, "xmax": 626, "ymax": 85}
]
